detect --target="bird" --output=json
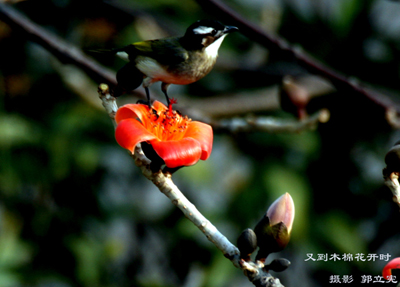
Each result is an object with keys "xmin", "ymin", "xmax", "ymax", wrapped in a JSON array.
[{"xmin": 109, "ymin": 19, "xmax": 238, "ymax": 107}]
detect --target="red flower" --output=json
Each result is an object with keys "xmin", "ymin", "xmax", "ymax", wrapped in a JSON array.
[
  {"xmin": 115, "ymin": 101, "xmax": 213, "ymax": 168},
  {"xmin": 383, "ymin": 257, "xmax": 400, "ymax": 280}
]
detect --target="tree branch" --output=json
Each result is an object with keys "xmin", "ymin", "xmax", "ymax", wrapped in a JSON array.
[
  {"xmin": 383, "ymin": 169, "xmax": 400, "ymax": 210},
  {"xmin": 0, "ymin": 3, "xmax": 118, "ymax": 87},
  {"xmin": 212, "ymin": 109, "xmax": 329, "ymax": 133},
  {"xmin": 98, "ymin": 83, "xmax": 285, "ymax": 287},
  {"xmin": 2, "ymin": 2, "xmax": 395, "ymax": 133},
  {"xmin": 194, "ymin": 0, "xmax": 400, "ymax": 113}
]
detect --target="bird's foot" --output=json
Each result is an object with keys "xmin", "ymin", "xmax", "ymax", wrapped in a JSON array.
[{"xmin": 136, "ymin": 99, "xmax": 152, "ymax": 109}]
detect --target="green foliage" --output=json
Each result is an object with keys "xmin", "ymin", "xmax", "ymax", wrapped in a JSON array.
[{"xmin": 0, "ymin": 0, "xmax": 399, "ymax": 286}]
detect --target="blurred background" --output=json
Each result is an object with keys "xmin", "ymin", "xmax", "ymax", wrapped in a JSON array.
[{"xmin": 1, "ymin": 0, "xmax": 400, "ymax": 286}]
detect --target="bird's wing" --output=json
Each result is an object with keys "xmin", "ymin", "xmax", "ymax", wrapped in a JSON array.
[
  {"xmin": 131, "ymin": 41, "xmax": 153, "ymax": 53},
  {"xmin": 126, "ymin": 38, "xmax": 189, "ymax": 66}
]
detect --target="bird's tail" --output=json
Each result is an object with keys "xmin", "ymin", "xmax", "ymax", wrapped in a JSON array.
[
  {"xmin": 86, "ymin": 47, "xmax": 131, "ymax": 62},
  {"xmin": 85, "ymin": 47, "xmax": 123, "ymax": 55}
]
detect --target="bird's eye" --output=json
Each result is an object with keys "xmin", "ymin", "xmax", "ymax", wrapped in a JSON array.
[{"xmin": 211, "ymin": 29, "xmax": 217, "ymax": 35}]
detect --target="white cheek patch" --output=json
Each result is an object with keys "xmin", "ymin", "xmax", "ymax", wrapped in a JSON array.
[
  {"xmin": 193, "ymin": 26, "xmax": 215, "ymax": 35},
  {"xmin": 204, "ymin": 34, "xmax": 227, "ymax": 58}
]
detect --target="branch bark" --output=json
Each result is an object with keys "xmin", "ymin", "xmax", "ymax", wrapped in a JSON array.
[
  {"xmin": 194, "ymin": 0, "xmax": 400, "ymax": 113},
  {"xmin": 0, "ymin": 3, "xmax": 119, "ymax": 87},
  {"xmin": 2, "ymin": 2, "xmax": 399, "ymax": 117},
  {"xmin": 383, "ymin": 169, "xmax": 400, "ymax": 210},
  {"xmin": 98, "ymin": 83, "xmax": 285, "ymax": 287},
  {"xmin": 212, "ymin": 109, "xmax": 329, "ymax": 133}
]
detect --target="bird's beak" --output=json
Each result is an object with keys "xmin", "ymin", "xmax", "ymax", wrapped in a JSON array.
[{"xmin": 224, "ymin": 25, "xmax": 239, "ymax": 34}]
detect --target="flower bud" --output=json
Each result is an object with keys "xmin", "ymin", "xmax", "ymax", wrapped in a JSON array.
[
  {"xmin": 254, "ymin": 193, "xmax": 295, "ymax": 260},
  {"xmin": 237, "ymin": 228, "xmax": 257, "ymax": 261},
  {"xmin": 280, "ymin": 76, "xmax": 310, "ymax": 120},
  {"xmin": 266, "ymin": 192, "xmax": 294, "ymax": 234}
]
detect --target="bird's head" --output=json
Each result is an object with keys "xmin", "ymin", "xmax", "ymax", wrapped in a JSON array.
[{"xmin": 181, "ymin": 20, "xmax": 238, "ymax": 53}]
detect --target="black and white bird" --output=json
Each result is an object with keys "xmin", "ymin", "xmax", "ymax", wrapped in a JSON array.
[{"xmin": 110, "ymin": 19, "xmax": 238, "ymax": 106}]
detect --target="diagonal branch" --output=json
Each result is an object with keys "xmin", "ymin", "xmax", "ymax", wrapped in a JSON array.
[
  {"xmin": 98, "ymin": 83, "xmax": 285, "ymax": 287},
  {"xmin": 0, "ymin": 3, "xmax": 117, "ymax": 87},
  {"xmin": 212, "ymin": 109, "xmax": 330, "ymax": 133},
  {"xmin": 194, "ymin": 0, "xmax": 400, "ymax": 113}
]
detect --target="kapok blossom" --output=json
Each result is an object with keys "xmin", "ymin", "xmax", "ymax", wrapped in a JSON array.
[
  {"xmin": 115, "ymin": 100, "xmax": 213, "ymax": 168},
  {"xmin": 383, "ymin": 257, "xmax": 400, "ymax": 280}
]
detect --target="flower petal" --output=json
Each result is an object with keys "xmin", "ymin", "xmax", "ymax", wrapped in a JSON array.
[
  {"xmin": 383, "ymin": 257, "xmax": 400, "ymax": 280},
  {"xmin": 115, "ymin": 118, "xmax": 157, "ymax": 152},
  {"xmin": 115, "ymin": 103, "xmax": 150, "ymax": 124},
  {"xmin": 152, "ymin": 101, "xmax": 168, "ymax": 112},
  {"xmin": 184, "ymin": 121, "xmax": 213, "ymax": 160},
  {"xmin": 150, "ymin": 138, "xmax": 202, "ymax": 168}
]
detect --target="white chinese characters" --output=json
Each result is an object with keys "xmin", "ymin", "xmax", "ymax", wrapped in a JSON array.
[{"xmin": 305, "ymin": 253, "xmax": 391, "ymax": 262}]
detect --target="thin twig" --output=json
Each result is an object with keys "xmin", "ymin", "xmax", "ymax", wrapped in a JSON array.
[
  {"xmin": 386, "ymin": 109, "xmax": 400, "ymax": 129},
  {"xmin": 98, "ymin": 83, "xmax": 284, "ymax": 287},
  {"xmin": 185, "ymin": 86, "xmax": 280, "ymax": 119},
  {"xmin": 194, "ymin": 0, "xmax": 400, "ymax": 113},
  {"xmin": 0, "ymin": 3, "xmax": 117, "ymax": 86},
  {"xmin": 0, "ymin": 3, "xmax": 281, "ymax": 121},
  {"xmin": 383, "ymin": 169, "xmax": 400, "ymax": 210},
  {"xmin": 213, "ymin": 109, "xmax": 330, "ymax": 133},
  {"xmin": 2, "ymin": 2, "xmax": 399, "ymax": 128},
  {"xmin": 0, "ymin": 3, "xmax": 147, "ymax": 103}
]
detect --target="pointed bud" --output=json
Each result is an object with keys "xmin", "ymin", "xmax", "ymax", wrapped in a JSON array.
[
  {"xmin": 280, "ymin": 75, "xmax": 310, "ymax": 120},
  {"xmin": 266, "ymin": 192, "xmax": 295, "ymax": 234},
  {"xmin": 383, "ymin": 257, "xmax": 400, "ymax": 280},
  {"xmin": 237, "ymin": 228, "xmax": 258, "ymax": 261},
  {"xmin": 254, "ymin": 193, "xmax": 295, "ymax": 260}
]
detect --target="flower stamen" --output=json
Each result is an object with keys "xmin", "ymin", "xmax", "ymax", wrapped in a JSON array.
[
  {"xmin": 143, "ymin": 103, "xmax": 191, "ymax": 141},
  {"xmin": 115, "ymin": 100, "xmax": 213, "ymax": 168},
  {"xmin": 168, "ymin": 98, "xmax": 178, "ymax": 116}
]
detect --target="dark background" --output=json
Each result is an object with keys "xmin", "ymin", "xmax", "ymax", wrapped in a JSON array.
[{"xmin": 0, "ymin": 0, "xmax": 400, "ymax": 286}]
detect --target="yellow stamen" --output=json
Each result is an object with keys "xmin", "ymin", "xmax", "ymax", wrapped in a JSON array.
[{"xmin": 145, "ymin": 106, "xmax": 191, "ymax": 141}]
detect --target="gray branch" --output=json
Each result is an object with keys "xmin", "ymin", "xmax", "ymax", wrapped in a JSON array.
[
  {"xmin": 98, "ymin": 83, "xmax": 285, "ymax": 287},
  {"xmin": 213, "ymin": 109, "xmax": 330, "ymax": 133}
]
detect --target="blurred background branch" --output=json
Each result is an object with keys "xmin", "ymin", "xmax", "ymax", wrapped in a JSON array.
[
  {"xmin": 1, "ymin": 0, "xmax": 398, "ymax": 129},
  {"xmin": 1, "ymin": 0, "xmax": 400, "ymax": 287},
  {"xmin": 212, "ymin": 109, "xmax": 329, "ymax": 134},
  {"xmin": 195, "ymin": 0, "xmax": 400, "ymax": 114},
  {"xmin": 0, "ymin": 2, "xmax": 331, "ymax": 133},
  {"xmin": 98, "ymin": 83, "xmax": 285, "ymax": 287},
  {"xmin": 0, "ymin": 3, "xmax": 117, "ymax": 87}
]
